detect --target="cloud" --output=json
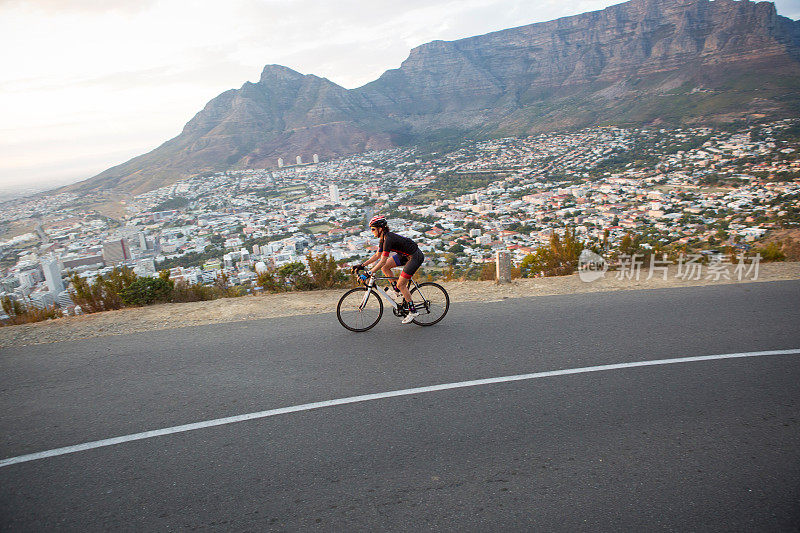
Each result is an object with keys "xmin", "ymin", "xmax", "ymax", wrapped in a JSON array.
[
  {"xmin": 774, "ymin": 0, "xmax": 800, "ymax": 19},
  {"xmin": 0, "ymin": 51, "xmax": 253, "ymax": 95},
  {"xmin": 0, "ymin": 0, "xmax": 156, "ymax": 14}
]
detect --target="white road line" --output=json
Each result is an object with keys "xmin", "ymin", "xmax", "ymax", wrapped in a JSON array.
[{"xmin": 2, "ymin": 348, "xmax": 799, "ymax": 469}]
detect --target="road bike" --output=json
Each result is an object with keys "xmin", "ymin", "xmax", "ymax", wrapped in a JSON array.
[{"xmin": 337, "ymin": 269, "xmax": 449, "ymax": 332}]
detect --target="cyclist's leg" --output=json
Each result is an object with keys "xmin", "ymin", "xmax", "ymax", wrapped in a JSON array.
[
  {"xmin": 397, "ymin": 251, "xmax": 423, "ymax": 303},
  {"xmin": 397, "ymin": 274, "xmax": 413, "ymax": 303},
  {"xmin": 381, "ymin": 256, "xmax": 397, "ymax": 278}
]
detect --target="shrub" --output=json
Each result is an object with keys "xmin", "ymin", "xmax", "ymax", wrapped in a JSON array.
[
  {"xmin": 121, "ymin": 277, "xmax": 174, "ymax": 306},
  {"xmin": 69, "ymin": 273, "xmax": 106, "ymax": 313},
  {"xmin": 521, "ymin": 228, "xmax": 584, "ymax": 277},
  {"xmin": 213, "ymin": 271, "xmax": 236, "ymax": 297},
  {"xmin": 479, "ymin": 262, "xmax": 496, "ymax": 281},
  {"xmin": 256, "ymin": 270, "xmax": 284, "ymax": 293},
  {"xmin": 227, "ymin": 285, "xmax": 250, "ymax": 297},
  {"xmin": 755, "ymin": 242, "xmax": 786, "ymax": 262},
  {"xmin": 2, "ymin": 295, "xmax": 25, "ymax": 317},
  {"xmin": 415, "ymin": 267, "xmax": 433, "ymax": 282},
  {"xmin": 69, "ymin": 267, "xmax": 137, "ymax": 312},
  {"xmin": 1, "ymin": 296, "xmax": 62, "ymax": 326},
  {"xmin": 24, "ymin": 305, "xmax": 63, "ymax": 323},
  {"xmin": 306, "ymin": 253, "xmax": 347, "ymax": 289},
  {"xmin": 101, "ymin": 267, "xmax": 137, "ymax": 310},
  {"xmin": 171, "ymin": 281, "xmax": 217, "ymax": 303}
]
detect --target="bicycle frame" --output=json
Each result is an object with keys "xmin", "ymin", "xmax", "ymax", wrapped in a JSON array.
[{"xmin": 359, "ymin": 274, "xmax": 421, "ymax": 310}]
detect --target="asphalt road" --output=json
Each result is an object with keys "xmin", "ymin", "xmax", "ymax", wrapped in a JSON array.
[{"xmin": 1, "ymin": 281, "xmax": 799, "ymax": 531}]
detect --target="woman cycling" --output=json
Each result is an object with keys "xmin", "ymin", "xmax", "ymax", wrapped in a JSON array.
[{"xmin": 353, "ymin": 215, "xmax": 425, "ymax": 324}]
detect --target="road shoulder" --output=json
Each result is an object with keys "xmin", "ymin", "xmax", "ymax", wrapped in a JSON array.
[{"xmin": 2, "ymin": 262, "xmax": 798, "ymax": 348}]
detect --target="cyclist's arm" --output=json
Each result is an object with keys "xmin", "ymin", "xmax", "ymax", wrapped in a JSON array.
[
  {"xmin": 370, "ymin": 254, "xmax": 388, "ymax": 275},
  {"xmin": 362, "ymin": 251, "xmax": 381, "ymax": 267}
]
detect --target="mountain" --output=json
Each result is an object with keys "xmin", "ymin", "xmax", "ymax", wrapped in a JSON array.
[{"xmin": 68, "ymin": 0, "xmax": 800, "ymax": 195}]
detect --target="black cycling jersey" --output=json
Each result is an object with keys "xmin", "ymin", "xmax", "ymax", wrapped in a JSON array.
[{"xmin": 379, "ymin": 231, "xmax": 419, "ymax": 257}]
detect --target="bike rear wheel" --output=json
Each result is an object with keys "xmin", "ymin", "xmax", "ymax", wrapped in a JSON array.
[
  {"xmin": 337, "ymin": 287, "xmax": 383, "ymax": 332},
  {"xmin": 409, "ymin": 282, "xmax": 449, "ymax": 326}
]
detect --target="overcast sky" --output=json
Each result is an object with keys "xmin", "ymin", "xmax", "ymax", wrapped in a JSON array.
[{"xmin": 1, "ymin": 0, "xmax": 798, "ymax": 195}]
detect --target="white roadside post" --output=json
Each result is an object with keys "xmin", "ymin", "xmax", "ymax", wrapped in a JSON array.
[{"xmin": 496, "ymin": 251, "xmax": 511, "ymax": 284}]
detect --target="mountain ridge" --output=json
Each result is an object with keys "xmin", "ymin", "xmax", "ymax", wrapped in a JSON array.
[{"xmin": 65, "ymin": 0, "xmax": 800, "ymax": 195}]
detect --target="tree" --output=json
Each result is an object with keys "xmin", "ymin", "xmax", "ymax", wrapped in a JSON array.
[
  {"xmin": 306, "ymin": 253, "xmax": 347, "ymax": 289},
  {"xmin": 101, "ymin": 267, "xmax": 137, "ymax": 310},
  {"xmin": 69, "ymin": 267, "xmax": 137, "ymax": 312},
  {"xmin": 256, "ymin": 270, "xmax": 283, "ymax": 292},
  {"xmin": 1, "ymin": 296, "xmax": 24, "ymax": 317},
  {"xmin": 277, "ymin": 261, "xmax": 312, "ymax": 290},
  {"xmin": 214, "ymin": 271, "xmax": 231, "ymax": 295},
  {"xmin": 520, "ymin": 227, "xmax": 584, "ymax": 277},
  {"xmin": 121, "ymin": 277, "xmax": 173, "ymax": 306},
  {"xmin": 619, "ymin": 233, "xmax": 635, "ymax": 256},
  {"xmin": 448, "ymin": 243, "xmax": 465, "ymax": 254},
  {"xmin": 69, "ymin": 273, "xmax": 105, "ymax": 313}
]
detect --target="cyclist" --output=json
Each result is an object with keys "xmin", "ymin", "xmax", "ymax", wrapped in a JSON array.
[{"xmin": 352, "ymin": 215, "xmax": 425, "ymax": 324}]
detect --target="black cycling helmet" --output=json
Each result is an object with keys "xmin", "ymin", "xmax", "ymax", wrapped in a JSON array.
[{"xmin": 369, "ymin": 215, "xmax": 388, "ymax": 229}]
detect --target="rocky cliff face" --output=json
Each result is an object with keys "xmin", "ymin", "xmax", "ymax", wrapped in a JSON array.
[
  {"xmin": 73, "ymin": 0, "xmax": 800, "ymax": 195},
  {"xmin": 357, "ymin": 0, "xmax": 800, "ymax": 133}
]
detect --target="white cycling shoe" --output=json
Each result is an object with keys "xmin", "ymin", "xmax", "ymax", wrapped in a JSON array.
[{"xmin": 401, "ymin": 310, "xmax": 420, "ymax": 324}]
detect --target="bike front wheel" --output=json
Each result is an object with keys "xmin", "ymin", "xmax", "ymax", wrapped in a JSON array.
[
  {"xmin": 409, "ymin": 282, "xmax": 449, "ymax": 326},
  {"xmin": 337, "ymin": 287, "xmax": 383, "ymax": 332}
]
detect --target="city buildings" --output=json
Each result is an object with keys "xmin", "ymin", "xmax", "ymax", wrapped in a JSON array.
[{"xmin": 1, "ymin": 119, "xmax": 797, "ymax": 312}]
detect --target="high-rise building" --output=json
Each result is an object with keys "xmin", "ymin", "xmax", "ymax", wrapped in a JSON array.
[
  {"xmin": 41, "ymin": 258, "xmax": 64, "ymax": 293},
  {"xmin": 313, "ymin": 153, "xmax": 319, "ymax": 164},
  {"xmin": 278, "ymin": 157, "xmax": 284, "ymax": 168},
  {"xmin": 329, "ymin": 184, "xmax": 340, "ymax": 204},
  {"xmin": 296, "ymin": 155, "xmax": 302, "ymax": 165},
  {"xmin": 102, "ymin": 239, "xmax": 131, "ymax": 265}
]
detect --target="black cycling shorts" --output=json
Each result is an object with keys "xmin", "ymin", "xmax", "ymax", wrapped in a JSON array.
[{"xmin": 397, "ymin": 249, "xmax": 424, "ymax": 280}]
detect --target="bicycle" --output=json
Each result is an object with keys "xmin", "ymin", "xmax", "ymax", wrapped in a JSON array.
[{"xmin": 336, "ymin": 268, "xmax": 449, "ymax": 332}]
